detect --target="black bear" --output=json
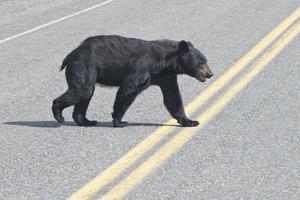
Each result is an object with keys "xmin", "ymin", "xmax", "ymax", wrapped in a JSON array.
[{"xmin": 52, "ymin": 35, "xmax": 213, "ymax": 127}]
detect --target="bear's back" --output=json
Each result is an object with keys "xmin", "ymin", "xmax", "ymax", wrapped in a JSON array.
[{"xmin": 81, "ymin": 35, "xmax": 177, "ymax": 61}]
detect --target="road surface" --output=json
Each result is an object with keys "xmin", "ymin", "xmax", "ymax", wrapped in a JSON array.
[{"xmin": 0, "ymin": 0, "xmax": 299, "ymax": 199}]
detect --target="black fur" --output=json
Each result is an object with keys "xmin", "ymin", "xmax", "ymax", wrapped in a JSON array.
[{"xmin": 52, "ymin": 35, "xmax": 213, "ymax": 127}]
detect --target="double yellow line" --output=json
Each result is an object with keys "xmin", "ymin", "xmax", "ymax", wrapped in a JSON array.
[{"xmin": 68, "ymin": 7, "xmax": 300, "ymax": 200}]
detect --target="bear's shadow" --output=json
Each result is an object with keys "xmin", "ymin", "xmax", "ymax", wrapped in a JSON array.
[{"xmin": 4, "ymin": 121, "xmax": 179, "ymax": 128}]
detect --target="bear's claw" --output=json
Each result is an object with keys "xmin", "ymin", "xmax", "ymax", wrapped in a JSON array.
[
  {"xmin": 73, "ymin": 113, "xmax": 97, "ymax": 126},
  {"xmin": 113, "ymin": 120, "xmax": 128, "ymax": 127},
  {"xmin": 52, "ymin": 104, "xmax": 65, "ymax": 123},
  {"xmin": 179, "ymin": 119, "xmax": 199, "ymax": 127}
]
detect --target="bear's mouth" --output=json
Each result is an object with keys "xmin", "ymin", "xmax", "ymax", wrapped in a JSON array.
[{"xmin": 196, "ymin": 71, "xmax": 206, "ymax": 82}]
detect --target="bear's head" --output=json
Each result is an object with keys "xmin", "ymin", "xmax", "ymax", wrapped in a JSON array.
[{"xmin": 176, "ymin": 41, "xmax": 213, "ymax": 82}]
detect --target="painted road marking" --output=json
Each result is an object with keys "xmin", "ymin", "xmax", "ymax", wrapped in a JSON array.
[
  {"xmin": 67, "ymin": 7, "xmax": 300, "ymax": 200},
  {"xmin": 100, "ymin": 22, "xmax": 300, "ymax": 200},
  {"xmin": 0, "ymin": 0, "xmax": 117, "ymax": 44}
]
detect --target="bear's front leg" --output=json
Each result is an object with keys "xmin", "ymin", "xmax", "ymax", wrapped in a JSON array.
[
  {"xmin": 158, "ymin": 75, "xmax": 199, "ymax": 127},
  {"xmin": 112, "ymin": 87, "xmax": 141, "ymax": 127},
  {"xmin": 176, "ymin": 117, "xmax": 199, "ymax": 127},
  {"xmin": 112, "ymin": 119, "xmax": 128, "ymax": 128},
  {"xmin": 111, "ymin": 63, "xmax": 151, "ymax": 127},
  {"xmin": 112, "ymin": 78, "xmax": 149, "ymax": 127}
]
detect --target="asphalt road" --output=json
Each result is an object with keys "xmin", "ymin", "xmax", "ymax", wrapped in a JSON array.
[{"xmin": 0, "ymin": 0, "xmax": 299, "ymax": 199}]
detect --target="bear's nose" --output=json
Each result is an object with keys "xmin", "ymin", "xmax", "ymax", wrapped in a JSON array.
[{"xmin": 206, "ymin": 72, "xmax": 213, "ymax": 78}]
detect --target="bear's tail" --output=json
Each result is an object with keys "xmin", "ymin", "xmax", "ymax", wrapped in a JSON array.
[
  {"xmin": 60, "ymin": 56, "xmax": 68, "ymax": 71},
  {"xmin": 60, "ymin": 50, "xmax": 75, "ymax": 71}
]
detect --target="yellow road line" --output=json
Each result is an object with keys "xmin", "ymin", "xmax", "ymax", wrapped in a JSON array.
[
  {"xmin": 185, "ymin": 6, "xmax": 300, "ymax": 114},
  {"xmin": 100, "ymin": 22, "xmax": 300, "ymax": 200},
  {"xmin": 67, "ymin": 7, "xmax": 300, "ymax": 200}
]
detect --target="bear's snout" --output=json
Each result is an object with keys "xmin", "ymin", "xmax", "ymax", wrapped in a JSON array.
[
  {"xmin": 202, "ymin": 65, "xmax": 213, "ymax": 79},
  {"xmin": 206, "ymin": 71, "xmax": 213, "ymax": 78}
]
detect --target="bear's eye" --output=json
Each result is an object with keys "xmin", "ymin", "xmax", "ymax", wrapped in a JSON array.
[
  {"xmin": 196, "ymin": 54, "xmax": 206, "ymax": 65},
  {"xmin": 199, "ymin": 58, "xmax": 205, "ymax": 64}
]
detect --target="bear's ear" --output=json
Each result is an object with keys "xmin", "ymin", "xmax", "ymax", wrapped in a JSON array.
[{"xmin": 178, "ymin": 40, "xmax": 190, "ymax": 54}]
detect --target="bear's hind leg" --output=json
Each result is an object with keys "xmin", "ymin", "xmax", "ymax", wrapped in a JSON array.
[
  {"xmin": 53, "ymin": 59, "xmax": 98, "ymax": 125},
  {"xmin": 72, "ymin": 88, "xmax": 97, "ymax": 126},
  {"xmin": 52, "ymin": 89, "xmax": 80, "ymax": 123}
]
